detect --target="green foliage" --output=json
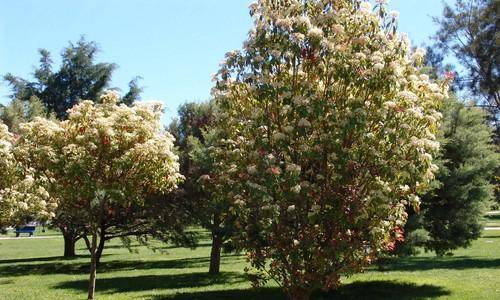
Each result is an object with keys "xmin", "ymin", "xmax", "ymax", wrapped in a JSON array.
[
  {"xmin": 168, "ymin": 101, "xmax": 236, "ymax": 273},
  {"xmin": 208, "ymin": 1, "xmax": 447, "ymax": 297},
  {"xmin": 169, "ymin": 101, "xmax": 215, "ymax": 211},
  {"xmin": 3, "ymin": 37, "xmax": 141, "ymax": 119},
  {"xmin": 421, "ymin": 96, "xmax": 499, "ymax": 256},
  {"xmin": 434, "ymin": 0, "xmax": 499, "ymax": 123},
  {"xmin": 0, "ymin": 96, "xmax": 48, "ymax": 133},
  {"xmin": 400, "ymin": 96, "xmax": 499, "ymax": 256},
  {"xmin": 120, "ymin": 76, "xmax": 143, "ymax": 106}
]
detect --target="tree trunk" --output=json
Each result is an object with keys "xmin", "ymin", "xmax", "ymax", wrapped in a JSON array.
[
  {"xmin": 95, "ymin": 233, "xmax": 106, "ymax": 268},
  {"xmin": 87, "ymin": 233, "xmax": 98, "ymax": 300},
  {"xmin": 63, "ymin": 232, "xmax": 76, "ymax": 257},
  {"xmin": 60, "ymin": 225, "xmax": 78, "ymax": 258},
  {"xmin": 209, "ymin": 233, "xmax": 223, "ymax": 274},
  {"xmin": 288, "ymin": 288, "xmax": 312, "ymax": 300},
  {"xmin": 209, "ymin": 212, "xmax": 223, "ymax": 274}
]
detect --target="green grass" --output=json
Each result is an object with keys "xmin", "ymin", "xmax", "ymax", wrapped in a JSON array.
[
  {"xmin": 0, "ymin": 229, "xmax": 499, "ymax": 299},
  {"xmin": 482, "ymin": 213, "xmax": 500, "ymax": 227},
  {"xmin": 2, "ymin": 227, "xmax": 61, "ymax": 238}
]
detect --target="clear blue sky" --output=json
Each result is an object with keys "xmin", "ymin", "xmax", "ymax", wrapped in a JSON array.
[{"xmin": 0, "ymin": 0, "xmax": 452, "ymax": 124}]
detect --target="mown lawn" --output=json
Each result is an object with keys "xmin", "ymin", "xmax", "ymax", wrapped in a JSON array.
[
  {"xmin": 0, "ymin": 228, "xmax": 499, "ymax": 300},
  {"xmin": 482, "ymin": 212, "xmax": 500, "ymax": 227}
]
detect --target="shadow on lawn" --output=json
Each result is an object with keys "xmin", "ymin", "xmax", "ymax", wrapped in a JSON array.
[
  {"xmin": 485, "ymin": 214, "xmax": 500, "ymax": 221},
  {"xmin": 76, "ymin": 242, "xmax": 212, "ymax": 252},
  {"xmin": 0, "ymin": 255, "xmax": 91, "ymax": 265},
  {"xmin": 0, "ymin": 255, "xmax": 244, "ymax": 277},
  {"xmin": 54, "ymin": 271, "xmax": 247, "ymax": 293},
  {"xmin": 150, "ymin": 280, "xmax": 449, "ymax": 300},
  {"xmin": 482, "ymin": 234, "xmax": 500, "ymax": 239},
  {"xmin": 377, "ymin": 256, "xmax": 500, "ymax": 272}
]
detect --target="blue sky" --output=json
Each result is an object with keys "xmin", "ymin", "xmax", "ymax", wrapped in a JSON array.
[{"xmin": 0, "ymin": 0, "xmax": 452, "ymax": 124}]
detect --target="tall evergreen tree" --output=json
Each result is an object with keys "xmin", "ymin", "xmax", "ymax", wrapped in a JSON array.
[
  {"xmin": 4, "ymin": 37, "xmax": 141, "ymax": 119},
  {"xmin": 398, "ymin": 95, "xmax": 499, "ymax": 256},
  {"xmin": 434, "ymin": 0, "xmax": 499, "ymax": 126}
]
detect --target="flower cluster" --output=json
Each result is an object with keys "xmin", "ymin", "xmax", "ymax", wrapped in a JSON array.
[
  {"xmin": 0, "ymin": 123, "xmax": 14, "ymax": 190},
  {"xmin": 13, "ymin": 91, "xmax": 183, "ymax": 224},
  {"xmin": 0, "ymin": 123, "xmax": 57, "ymax": 226},
  {"xmin": 0, "ymin": 175, "xmax": 56, "ymax": 227},
  {"xmin": 208, "ymin": 0, "xmax": 448, "ymax": 297}
]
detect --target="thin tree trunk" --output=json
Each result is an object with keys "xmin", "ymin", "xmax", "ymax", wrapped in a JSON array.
[
  {"xmin": 209, "ymin": 213, "xmax": 223, "ymax": 274},
  {"xmin": 95, "ymin": 232, "xmax": 106, "ymax": 268},
  {"xmin": 87, "ymin": 232, "xmax": 98, "ymax": 300},
  {"xmin": 209, "ymin": 233, "xmax": 223, "ymax": 274}
]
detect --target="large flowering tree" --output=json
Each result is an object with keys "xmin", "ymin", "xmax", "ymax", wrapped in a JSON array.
[
  {"xmin": 0, "ymin": 123, "xmax": 16, "ymax": 226},
  {"xmin": 208, "ymin": 0, "xmax": 449, "ymax": 299},
  {"xmin": 14, "ymin": 91, "xmax": 183, "ymax": 300},
  {"xmin": 0, "ymin": 123, "xmax": 55, "ymax": 227}
]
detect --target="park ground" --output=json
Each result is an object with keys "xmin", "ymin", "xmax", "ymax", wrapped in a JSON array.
[{"xmin": 0, "ymin": 216, "xmax": 499, "ymax": 300}]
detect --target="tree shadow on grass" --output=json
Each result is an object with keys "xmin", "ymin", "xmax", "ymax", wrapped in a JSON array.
[
  {"xmin": 151, "ymin": 280, "xmax": 449, "ymax": 300},
  {"xmin": 77, "ymin": 244, "xmax": 141, "ymax": 251},
  {"xmin": 0, "ymin": 255, "xmax": 244, "ymax": 277},
  {"xmin": 375, "ymin": 256, "xmax": 500, "ymax": 272},
  {"xmin": 154, "ymin": 287, "xmax": 284, "ymax": 300},
  {"xmin": 77, "ymin": 242, "xmax": 213, "ymax": 252},
  {"xmin": 0, "ymin": 255, "xmax": 91, "ymax": 265},
  {"xmin": 320, "ymin": 281, "xmax": 450, "ymax": 300},
  {"xmin": 482, "ymin": 234, "xmax": 500, "ymax": 239},
  {"xmin": 485, "ymin": 214, "xmax": 500, "ymax": 221},
  {"xmin": 54, "ymin": 271, "xmax": 247, "ymax": 294}
]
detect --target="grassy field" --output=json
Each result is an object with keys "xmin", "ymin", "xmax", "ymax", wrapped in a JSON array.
[
  {"xmin": 0, "ymin": 228, "xmax": 499, "ymax": 300},
  {"xmin": 482, "ymin": 212, "xmax": 500, "ymax": 228}
]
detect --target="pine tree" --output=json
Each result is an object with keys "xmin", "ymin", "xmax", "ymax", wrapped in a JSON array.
[
  {"xmin": 433, "ymin": 0, "xmax": 499, "ymax": 133},
  {"xmin": 4, "ymin": 37, "xmax": 141, "ymax": 119},
  {"xmin": 399, "ymin": 95, "xmax": 499, "ymax": 256}
]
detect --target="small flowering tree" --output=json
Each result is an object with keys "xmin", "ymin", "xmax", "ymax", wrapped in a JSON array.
[
  {"xmin": 208, "ymin": 0, "xmax": 449, "ymax": 299},
  {"xmin": 14, "ymin": 91, "xmax": 183, "ymax": 300},
  {"xmin": 0, "ymin": 123, "xmax": 56, "ymax": 227}
]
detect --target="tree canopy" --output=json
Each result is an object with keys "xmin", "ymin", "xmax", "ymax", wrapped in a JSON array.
[
  {"xmin": 13, "ymin": 91, "xmax": 183, "ymax": 300},
  {"xmin": 0, "ymin": 123, "xmax": 56, "ymax": 228},
  {"xmin": 398, "ymin": 95, "xmax": 499, "ymax": 256},
  {"xmin": 169, "ymin": 101, "xmax": 237, "ymax": 274},
  {"xmin": 0, "ymin": 97, "xmax": 48, "ymax": 133},
  {"xmin": 434, "ymin": 0, "xmax": 499, "ymax": 121},
  {"xmin": 3, "ymin": 37, "xmax": 142, "ymax": 119},
  {"xmin": 206, "ymin": 0, "xmax": 449, "ymax": 298}
]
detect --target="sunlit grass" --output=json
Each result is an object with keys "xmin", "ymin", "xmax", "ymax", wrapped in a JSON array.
[{"xmin": 0, "ymin": 228, "xmax": 499, "ymax": 299}]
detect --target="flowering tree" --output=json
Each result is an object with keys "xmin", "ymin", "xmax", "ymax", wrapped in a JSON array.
[
  {"xmin": 208, "ymin": 0, "xmax": 449, "ymax": 299},
  {"xmin": 3, "ymin": 38, "xmax": 144, "ymax": 257},
  {"xmin": 0, "ymin": 123, "xmax": 55, "ymax": 227},
  {"xmin": 14, "ymin": 91, "xmax": 183, "ymax": 300},
  {"xmin": 0, "ymin": 124, "xmax": 16, "ymax": 221},
  {"xmin": 0, "ymin": 123, "xmax": 19, "ymax": 227}
]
